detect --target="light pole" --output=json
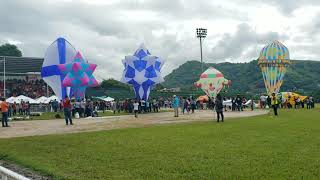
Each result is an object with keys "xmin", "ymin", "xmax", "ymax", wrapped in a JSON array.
[
  {"xmin": 0, "ymin": 57, "xmax": 5, "ymax": 98},
  {"xmin": 3, "ymin": 57, "xmax": 5, "ymax": 99},
  {"xmin": 196, "ymin": 28, "xmax": 207, "ymax": 72}
]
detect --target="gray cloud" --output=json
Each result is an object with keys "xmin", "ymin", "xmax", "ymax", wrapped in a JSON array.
[
  {"xmin": 0, "ymin": 0, "xmax": 319, "ymax": 80},
  {"xmin": 209, "ymin": 23, "xmax": 288, "ymax": 61}
]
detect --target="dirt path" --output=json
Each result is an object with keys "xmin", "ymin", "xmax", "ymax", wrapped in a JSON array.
[{"xmin": 0, "ymin": 110, "xmax": 268, "ymax": 138}]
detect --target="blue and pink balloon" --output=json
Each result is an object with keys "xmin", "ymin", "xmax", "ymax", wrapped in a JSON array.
[{"xmin": 58, "ymin": 52, "xmax": 98, "ymax": 100}]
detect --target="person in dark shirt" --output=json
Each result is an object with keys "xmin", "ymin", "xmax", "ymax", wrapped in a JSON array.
[
  {"xmin": 267, "ymin": 96, "xmax": 271, "ymax": 108},
  {"xmin": 235, "ymin": 95, "xmax": 242, "ymax": 111},
  {"xmin": 215, "ymin": 94, "xmax": 224, "ymax": 122}
]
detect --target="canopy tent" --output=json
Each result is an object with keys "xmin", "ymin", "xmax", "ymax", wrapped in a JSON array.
[
  {"xmin": 93, "ymin": 96, "xmax": 114, "ymax": 102},
  {"xmin": 6, "ymin": 95, "xmax": 37, "ymax": 104},
  {"xmin": 104, "ymin": 97, "xmax": 114, "ymax": 102},
  {"xmin": 5, "ymin": 97, "xmax": 17, "ymax": 104},
  {"xmin": 16, "ymin": 95, "xmax": 37, "ymax": 104},
  {"xmin": 46, "ymin": 95, "xmax": 59, "ymax": 103},
  {"xmin": 35, "ymin": 96, "xmax": 49, "ymax": 104}
]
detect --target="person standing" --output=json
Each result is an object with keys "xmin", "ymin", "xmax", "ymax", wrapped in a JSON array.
[
  {"xmin": 63, "ymin": 96, "xmax": 73, "ymax": 125},
  {"xmin": 13, "ymin": 102, "xmax": 17, "ymax": 116},
  {"xmin": 267, "ymin": 96, "xmax": 271, "ymax": 108},
  {"xmin": 191, "ymin": 98, "xmax": 196, "ymax": 114},
  {"xmin": 172, "ymin": 95, "xmax": 180, "ymax": 117},
  {"xmin": 271, "ymin": 93, "xmax": 278, "ymax": 116},
  {"xmin": 75, "ymin": 100, "xmax": 81, "ymax": 116},
  {"xmin": 250, "ymin": 97, "xmax": 254, "ymax": 111},
  {"xmin": 215, "ymin": 94, "xmax": 224, "ymax": 122},
  {"xmin": 1, "ymin": 99, "xmax": 9, "ymax": 127},
  {"xmin": 235, "ymin": 95, "xmax": 242, "ymax": 111},
  {"xmin": 52, "ymin": 99, "xmax": 58, "ymax": 112},
  {"xmin": 112, "ymin": 100, "xmax": 117, "ymax": 114},
  {"xmin": 133, "ymin": 100, "xmax": 139, "ymax": 118}
]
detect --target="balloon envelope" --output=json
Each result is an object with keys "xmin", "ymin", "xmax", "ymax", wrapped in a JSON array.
[
  {"xmin": 121, "ymin": 44, "xmax": 164, "ymax": 100},
  {"xmin": 41, "ymin": 37, "xmax": 76, "ymax": 100},
  {"xmin": 258, "ymin": 40, "xmax": 290, "ymax": 95},
  {"xmin": 195, "ymin": 67, "xmax": 230, "ymax": 98}
]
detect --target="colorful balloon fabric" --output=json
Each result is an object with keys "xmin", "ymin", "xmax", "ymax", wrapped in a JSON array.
[
  {"xmin": 121, "ymin": 44, "xmax": 164, "ymax": 100},
  {"xmin": 41, "ymin": 37, "xmax": 77, "ymax": 100},
  {"xmin": 58, "ymin": 52, "xmax": 98, "ymax": 100},
  {"xmin": 258, "ymin": 40, "xmax": 291, "ymax": 95},
  {"xmin": 279, "ymin": 92, "xmax": 307, "ymax": 106},
  {"xmin": 195, "ymin": 67, "xmax": 231, "ymax": 98}
]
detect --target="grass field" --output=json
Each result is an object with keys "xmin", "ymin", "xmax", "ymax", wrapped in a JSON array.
[{"xmin": 0, "ymin": 108, "xmax": 319, "ymax": 179}]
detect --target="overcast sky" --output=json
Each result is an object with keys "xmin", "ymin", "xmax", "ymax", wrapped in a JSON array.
[{"xmin": 0, "ymin": 0, "xmax": 320, "ymax": 80}]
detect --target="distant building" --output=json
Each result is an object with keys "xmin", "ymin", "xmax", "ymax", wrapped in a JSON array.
[{"xmin": 0, "ymin": 56, "xmax": 43, "ymax": 81}]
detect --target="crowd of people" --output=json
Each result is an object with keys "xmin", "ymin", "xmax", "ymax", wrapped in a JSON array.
[
  {"xmin": 1, "ymin": 91, "xmax": 317, "ymax": 127},
  {"xmin": 259, "ymin": 94, "xmax": 316, "ymax": 109},
  {"xmin": 0, "ymin": 79, "xmax": 52, "ymax": 99}
]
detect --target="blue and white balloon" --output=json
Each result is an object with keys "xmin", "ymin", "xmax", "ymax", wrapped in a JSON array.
[
  {"xmin": 41, "ymin": 37, "xmax": 77, "ymax": 100},
  {"xmin": 121, "ymin": 44, "xmax": 164, "ymax": 100}
]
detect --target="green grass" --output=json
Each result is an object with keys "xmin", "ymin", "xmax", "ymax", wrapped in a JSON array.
[{"xmin": 1, "ymin": 108, "xmax": 320, "ymax": 179}]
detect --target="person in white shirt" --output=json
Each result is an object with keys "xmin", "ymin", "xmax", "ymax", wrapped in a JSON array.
[{"xmin": 133, "ymin": 100, "xmax": 139, "ymax": 118}]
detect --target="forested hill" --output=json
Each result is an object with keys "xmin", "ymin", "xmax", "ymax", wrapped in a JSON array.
[{"xmin": 163, "ymin": 60, "xmax": 320, "ymax": 95}]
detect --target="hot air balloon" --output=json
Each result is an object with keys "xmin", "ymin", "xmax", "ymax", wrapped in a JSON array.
[
  {"xmin": 258, "ymin": 40, "xmax": 291, "ymax": 95},
  {"xmin": 58, "ymin": 52, "xmax": 98, "ymax": 100},
  {"xmin": 121, "ymin": 44, "xmax": 164, "ymax": 100},
  {"xmin": 195, "ymin": 67, "xmax": 231, "ymax": 98},
  {"xmin": 41, "ymin": 38, "xmax": 77, "ymax": 100}
]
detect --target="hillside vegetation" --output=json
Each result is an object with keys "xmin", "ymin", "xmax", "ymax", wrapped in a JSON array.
[
  {"xmin": 163, "ymin": 60, "xmax": 320, "ymax": 96},
  {"xmin": 90, "ymin": 60, "xmax": 320, "ymax": 99}
]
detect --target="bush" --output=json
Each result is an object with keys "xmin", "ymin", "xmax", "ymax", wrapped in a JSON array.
[{"xmin": 55, "ymin": 114, "xmax": 62, "ymax": 119}]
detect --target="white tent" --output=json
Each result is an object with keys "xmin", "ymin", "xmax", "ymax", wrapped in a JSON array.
[
  {"xmin": 46, "ymin": 95, "xmax": 59, "ymax": 103},
  {"xmin": 103, "ymin": 97, "xmax": 114, "ymax": 102},
  {"xmin": 16, "ymin": 95, "xmax": 37, "ymax": 104},
  {"xmin": 6, "ymin": 96, "xmax": 17, "ymax": 104},
  {"xmin": 35, "ymin": 96, "xmax": 49, "ymax": 104},
  {"xmin": 6, "ymin": 95, "xmax": 36, "ymax": 104}
]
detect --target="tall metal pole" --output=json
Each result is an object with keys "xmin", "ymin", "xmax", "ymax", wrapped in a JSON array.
[
  {"xmin": 196, "ymin": 28, "xmax": 207, "ymax": 73},
  {"xmin": 46, "ymin": 84, "xmax": 49, "ymax": 97},
  {"xmin": 3, "ymin": 57, "xmax": 5, "ymax": 99},
  {"xmin": 199, "ymin": 37, "xmax": 203, "ymax": 72}
]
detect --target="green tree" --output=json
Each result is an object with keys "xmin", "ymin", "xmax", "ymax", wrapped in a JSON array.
[{"xmin": 0, "ymin": 43, "xmax": 22, "ymax": 57}]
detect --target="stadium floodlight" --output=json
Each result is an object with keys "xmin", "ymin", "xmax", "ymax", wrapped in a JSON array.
[
  {"xmin": 0, "ymin": 57, "xmax": 5, "ymax": 98},
  {"xmin": 196, "ymin": 28, "xmax": 207, "ymax": 72}
]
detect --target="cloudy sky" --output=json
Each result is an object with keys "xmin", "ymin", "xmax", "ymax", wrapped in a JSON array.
[{"xmin": 0, "ymin": 0, "xmax": 320, "ymax": 80}]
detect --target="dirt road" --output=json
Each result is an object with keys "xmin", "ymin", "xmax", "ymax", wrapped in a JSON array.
[{"xmin": 0, "ymin": 110, "xmax": 268, "ymax": 138}]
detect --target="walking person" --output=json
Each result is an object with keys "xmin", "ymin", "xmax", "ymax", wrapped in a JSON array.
[
  {"xmin": 63, "ymin": 96, "xmax": 73, "ymax": 125},
  {"xmin": 172, "ymin": 95, "xmax": 180, "ymax": 117},
  {"xmin": 133, "ymin": 100, "xmax": 139, "ymax": 118},
  {"xmin": 1, "ymin": 99, "xmax": 9, "ymax": 127},
  {"xmin": 271, "ymin": 93, "xmax": 279, "ymax": 116},
  {"xmin": 215, "ymin": 94, "xmax": 224, "ymax": 122}
]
